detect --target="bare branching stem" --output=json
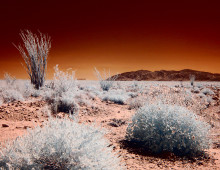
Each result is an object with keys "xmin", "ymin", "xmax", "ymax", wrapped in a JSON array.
[{"xmin": 14, "ymin": 30, "xmax": 51, "ymax": 89}]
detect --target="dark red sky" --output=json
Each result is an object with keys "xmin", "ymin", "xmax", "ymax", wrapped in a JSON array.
[{"xmin": 0, "ymin": 1, "xmax": 220, "ymax": 79}]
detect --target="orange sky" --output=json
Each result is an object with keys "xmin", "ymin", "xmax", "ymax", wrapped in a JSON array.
[{"xmin": 0, "ymin": 1, "xmax": 220, "ymax": 80}]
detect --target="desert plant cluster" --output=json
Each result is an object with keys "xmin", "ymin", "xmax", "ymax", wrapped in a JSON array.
[
  {"xmin": 1, "ymin": 76, "xmax": 218, "ymax": 169},
  {"xmin": 0, "ymin": 30, "xmax": 219, "ymax": 169}
]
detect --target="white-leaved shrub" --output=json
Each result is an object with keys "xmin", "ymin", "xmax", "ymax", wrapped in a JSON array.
[
  {"xmin": 0, "ymin": 98, "xmax": 3, "ymax": 106},
  {"xmin": 126, "ymin": 103, "xmax": 211, "ymax": 156},
  {"xmin": 128, "ymin": 97, "xmax": 145, "ymax": 110},
  {"xmin": 94, "ymin": 67, "xmax": 118, "ymax": 91},
  {"xmin": 52, "ymin": 65, "xmax": 77, "ymax": 96},
  {"xmin": 102, "ymin": 90, "xmax": 129, "ymax": 105},
  {"xmin": 1, "ymin": 89, "xmax": 24, "ymax": 103},
  {"xmin": 201, "ymin": 88, "xmax": 214, "ymax": 95},
  {"xmin": 51, "ymin": 91, "xmax": 79, "ymax": 115},
  {"xmin": 4, "ymin": 73, "xmax": 16, "ymax": 88},
  {"xmin": 128, "ymin": 81, "xmax": 144, "ymax": 93},
  {"xmin": 0, "ymin": 116, "xmax": 123, "ymax": 169},
  {"xmin": 191, "ymin": 87, "xmax": 200, "ymax": 93},
  {"xmin": 41, "ymin": 65, "xmax": 79, "ymax": 115}
]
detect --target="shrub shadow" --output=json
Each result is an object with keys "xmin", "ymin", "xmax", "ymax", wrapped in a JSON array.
[{"xmin": 119, "ymin": 140, "xmax": 211, "ymax": 163}]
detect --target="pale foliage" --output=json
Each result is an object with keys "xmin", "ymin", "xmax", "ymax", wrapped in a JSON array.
[
  {"xmin": 94, "ymin": 67, "xmax": 118, "ymax": 91},
  {"xmin": 126, "ymin": 103, "xmax": 211, "ymax": 156},
  {"xmin": 4, "ymin": 73, "xmax": 16, "ymax": 87},
  {"xmin": 1, "ymin": 89, "xmax": 24, "ymax": 103},
  {"xmin": 14, "ymin": 30, "xmax": 51, "ymax": 89},
  {"xmin": 51, "ymin": 65, "xmax": 76, "ymax": 95},
  {"xmin": 0, "ymin": 116, "xmax": 122, "ymax": 169}
]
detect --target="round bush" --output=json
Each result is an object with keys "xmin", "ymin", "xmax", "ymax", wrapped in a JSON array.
[
  {"xmin": 2, "ymin": 89, "xmax": 24, "ymax": 103},
  {"xmin": 126, "ymin": 103, "xmax": 211, "ymax": 156},
  {"xmin": 0, "ymin": 117, "xmax": 122, "ymax": 169}
]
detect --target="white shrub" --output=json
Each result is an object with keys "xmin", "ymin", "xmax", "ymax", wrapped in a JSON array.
[
  {"xmin": 102, "ymin": 90, "xmax": 129, "ymax": 105},
  {"xmin": 52, "ymin": 91, "xmax": 79, "ymax": 115},
  {"xmin": 94, "ymin": 67, "xmax": 118, "ymax": 91},
  {"xmin": 196, "ymin": 83, "xmax": 203, "ymax": 89},
  {"xmin": 41, "ymin": 88, "xmax": 54, "ymax": 102},
  {"xmin": 4, "ymin": 73, "xmax": 16, "ymax": 88},
  {"xmin": 126, "ymin": 103, "xmax": 211, "ymax": 156},
  {"xmin": 127, "ymin": 92, "xmax": 138, "ymax": 98},
  {"xmin": 52, "ymin": 65, "xmax": 77, "ymax": 96},
  {"xmin": 128, "ymin": 98, "xmax": 145, "ymax": 109},
  {"xmin": 1, "ymin": 89, "xmax": 24, "ymax": 103},
  {"xmin": 128, "ymin": 81, "xmax": 144, "ymax": 93},
  {"xmin": 0, "ymin": 98, "xmax": 3, "ymax": 106},
  {"xmin": 201, "ymin": 88, "xmax": 214, "ymax": 95},
  {"xmin": 0, "ymin": 116, "xmax": 122, "ymax": 169},
  {"xmin": 191, "ymin": 87, "xmax": 200, "ymax": 93}
]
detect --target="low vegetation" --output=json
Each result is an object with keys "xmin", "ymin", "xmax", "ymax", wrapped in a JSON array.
[
  {"xmin": 0, "ymin": 116, "xmax": 122, "ymax": 169},
  {"xmin": 94, "ymin": 67, "xmax": 118, "ymax": 91},
  {"xmin": 126, "ymin": 103, "xmax": 211, "ymax": 157}
]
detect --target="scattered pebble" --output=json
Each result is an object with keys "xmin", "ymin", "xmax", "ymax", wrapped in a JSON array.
[{"xmin": 2, "ymin": 124, "xmax": 9, "ymax": 127}]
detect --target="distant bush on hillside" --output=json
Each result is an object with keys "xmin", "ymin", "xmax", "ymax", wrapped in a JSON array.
[
  {"xmin": 126, "ymin": 103, "xmax": 211, "ymax": 157},
  {"xmin": 0, "ymin": 116, "xmax": 122, "ymax": 169}
]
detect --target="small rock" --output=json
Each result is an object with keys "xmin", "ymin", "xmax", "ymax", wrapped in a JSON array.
[
  {"xmin": 2, "ymin": 124, "xmax": 9, "ymax": 127},
  {"xmin": 197, "ymin": 162, "xmax": 203, "ymax": 166},
  {"xmin": 24, "ymin": 126, "xmax": 31, "ymax": 129},
  {"xmin": 16, "ymin": 126, "xmax": 23, "ymax": 129}
]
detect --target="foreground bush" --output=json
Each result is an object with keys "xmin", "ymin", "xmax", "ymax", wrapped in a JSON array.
[
  {"xmin": 126, "ymin": 103, "xmax": 211, "ymax": 156},
  {"xmin": 0, "ymin": 117, "xmax": 122, "ymax": 169}
]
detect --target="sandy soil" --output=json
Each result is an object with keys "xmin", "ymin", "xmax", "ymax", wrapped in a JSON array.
[{"xmin": 0, "ymin": 95, "xmax": 219, "ymax": 169}]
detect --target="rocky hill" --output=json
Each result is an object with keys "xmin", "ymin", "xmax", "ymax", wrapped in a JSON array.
[{"xmin": 110, "ymin": 69, "xmax": 220, "ymax": 81}]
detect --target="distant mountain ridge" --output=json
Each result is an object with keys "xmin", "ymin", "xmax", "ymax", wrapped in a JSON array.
[{"xmin": 110, "ymin": 69, "xmax": 220, "ymax": 81}]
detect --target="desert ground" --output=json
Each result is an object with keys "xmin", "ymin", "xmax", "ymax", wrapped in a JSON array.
[{"xmin": 0, "ymin": 78, "xmax": 220, "ymax": 169}]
